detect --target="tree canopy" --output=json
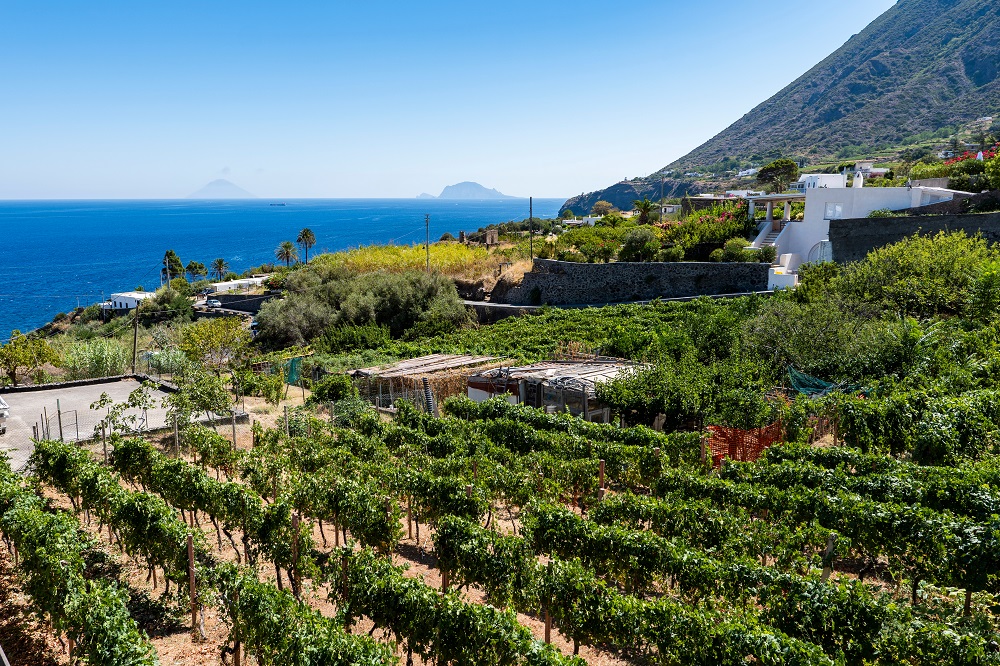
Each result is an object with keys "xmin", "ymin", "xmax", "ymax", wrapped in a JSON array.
[
  {"xmin": 0, "ymin": 330, "xmax": 57, "ymax": 385},
  {"xmin": 756, "ymin": 159, "xmax": 799, "ymax": 193},
  {"xmin": 590, "ymin": 201, "xmax": 616, "ymax": 217},
  {"xmin": 162, "ymin": 250, "xmax": 184, "ymax": 283},
  {"xmin": 179, "ymin": 317, "xmax": 251, "ymax": 374}
]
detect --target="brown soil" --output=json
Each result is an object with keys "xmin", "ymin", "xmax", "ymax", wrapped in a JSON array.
[{"xmin": 0, "ymin": 549, "xmax": 68, "ymax": 666}]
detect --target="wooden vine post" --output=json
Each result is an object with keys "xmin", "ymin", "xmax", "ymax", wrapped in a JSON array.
[
  {"xmin": 598, "ymin": 459, "xmax": 606, "ymax": 500},
  {"xmin": 821, "ymin": 532, "xmax": 838, "ymax": 581},
  {"xmin": 407, "ymin": 496, "xmax": 412, "ymax": 539},
  {"xmin": 187, "ymin": 534, "xmax": 197, "ymax": 632},
  {"xmin": 544, "ymin": 560, "xmax": 553, "ymax": 643},
  {"xmin": 232, "ymin": 590, "xmax": 241, "ymax": 666},
  {"xmin": 341, "ymin": 553, "xmax": 351, "ymax": 630},
  {"xmin": 291, "ymin": 514, "xmax": 301, "ymax": 599}
]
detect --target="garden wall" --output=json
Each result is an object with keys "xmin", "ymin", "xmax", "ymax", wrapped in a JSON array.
[
  {"xmin": 493, "ymin": 259, "xmax": 770, "ymax": 306},
  {"xmin": 829, "ymin": 211, "xmax": 1000, "ymax": 264},
  {"xmin": 214, "ymin": 293, "xmax": 276, "ymax": 314}
]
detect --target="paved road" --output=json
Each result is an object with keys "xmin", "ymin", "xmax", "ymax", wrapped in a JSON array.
[{"xmin": 0, "ymin": 379, "xmax": 172, "ymax": 472}]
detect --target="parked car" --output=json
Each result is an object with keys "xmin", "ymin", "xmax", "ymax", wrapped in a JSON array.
[{"xmin": 206, "ymin": 299, "xmax": 222, "ymax": 308}]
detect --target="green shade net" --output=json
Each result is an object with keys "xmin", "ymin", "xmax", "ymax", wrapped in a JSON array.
[
  {"xmin": 788, "ymin": 366, "xmax": 862, "ymax": 397},
  {"xmin": 282, "ymin": 357, "xmax": 302, "ymax": 385}
]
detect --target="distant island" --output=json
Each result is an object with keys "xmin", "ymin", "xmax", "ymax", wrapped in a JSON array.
[
  {"xmin": 188, "ymin": 179, "xmax": 256, "ymax": 199},
  {"xmin": 419, "ymin": 181, "xmax": 519, "ymax": 200}
]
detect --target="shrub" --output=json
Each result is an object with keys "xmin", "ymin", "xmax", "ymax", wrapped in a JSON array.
[
  {"xmin": 658, "ymin": 245, "xmax": 685, "ymax": 262},
  {"xmin": 310, "ymin": 374, "xmax": 359, "ymax": 403},
  {"xmin": 910, "ymin": 161, "xmax": 951, "ymax": 180},
  {"xmin": 709, "ymin": 248, "xmax": 724, "ymax": 262},
  {"xmin": 986, "ymin": 157, "xmax": 1000, "ymax": 190},
  {"xmin": 835, "ymin": 231, "xmax": 999, "ymax": 318},
  {"xmin": 756, "ymin": 245, "xmax": 777, "ymax": 264},
  {"xmin": 317, "ymin": 323, "xmax": 391, "ymax": 354},
  {"xmin": 868, "ymin": 209, "xmax": 900, "ymax": 218},
  {"xmin": 232, "ymin": 369, "xmax": 283, "ymax": 405},
  {"xmin": 257, "ymin": 269, "xmax": 471, "ymax": 348},
  {"xmin": 138, "ymin": 289, "xmax": 193, "ymax": 326},
  {"xmin": 722, "ymin": 238, "xmax": 750, "ymax": 262},
  {"xmin": 618, "ymin": 227, "xmax": 660, "ymax": 262},
  {"xmin": 169, "ymin": 277, "xmax": 192, "ymax": 296}
]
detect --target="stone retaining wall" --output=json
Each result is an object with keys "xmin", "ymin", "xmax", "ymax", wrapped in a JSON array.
[
  {"xmin": 494, "ymin": 259, "xmax": 770, "ymax": 306},
  {"xmin": 829, "ymin": 212, "xmax": 1000, "ymax": 264}
]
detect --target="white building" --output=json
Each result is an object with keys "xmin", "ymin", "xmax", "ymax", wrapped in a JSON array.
[
  {"xmin": 209, "ymin": 276, "xmax": 269, "ymax": 294},
  {"xmin": 789, "ymin": 173, "xmax": 848, "ymax": 192},
  {"xmin": 737, "ymin": 168, "xmax": 759, "ymax": 178},
  {"xmin": 747, "ymin": 183, "xmax": 970, "ymax": 290},
  {"xmin": 100, "ymin": 291, "xmax": 155, "ymax": 313}
]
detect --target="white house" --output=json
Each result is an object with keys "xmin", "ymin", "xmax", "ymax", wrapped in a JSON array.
[
  {"xmin": 209, "ymin": 276, "xmax": 269, "ymax": 294},
  {"xmin": 100, "ymin": 291, "xmax": 155, "ymax": 313},
  {"xmin": 564, "ymin": 216, "xmax": 602, "ymax": 228},
  {"xmin": 737, "ymin": 168, "xmax": 759, "ymax": 178},
  {"xmin": 789, "ymin": 173, "xmax": 848, "ymax": 192},
  {"xmin": 748, "ymin": 182, "xmax": 970, "ymax": 290}
]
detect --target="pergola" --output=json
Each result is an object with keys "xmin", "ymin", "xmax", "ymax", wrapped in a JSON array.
[{"xmin": 747, "ymin": 193, "xmax": 806, "ymax": 231}]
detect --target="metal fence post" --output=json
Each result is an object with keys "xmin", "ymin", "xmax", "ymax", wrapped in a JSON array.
[{"xmin": 56, "ymin": 399, "xmax": 64, "ymax": 441}]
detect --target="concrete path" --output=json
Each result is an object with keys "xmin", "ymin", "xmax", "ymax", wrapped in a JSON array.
[{"xmin": 0, "ymin": 378, "xmax": 172, "ymax": 472}]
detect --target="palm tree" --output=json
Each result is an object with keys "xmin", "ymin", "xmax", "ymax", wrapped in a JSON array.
[
  {"xmin": 275, "ymin": 240, "xmax": 298, "ymax": 267},
  {"xmin": 211, "ymin": 258, "xmax": 229, "ymax": 281},
  {"xmin": 297, "ymin": 228, "xmax": 317, "ymax": 263},
  {"xmin": 633, "ymin": 198, "xmax": 656, "ymax": 225}
]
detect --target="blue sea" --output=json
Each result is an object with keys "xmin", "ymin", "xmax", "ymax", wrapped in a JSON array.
[{"xmin": 0, "ymin": 198, "xmax": 563, "ymax": 336}]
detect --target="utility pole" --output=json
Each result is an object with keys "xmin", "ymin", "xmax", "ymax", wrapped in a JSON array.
[
  {"xmin": 131, "ymin": 311, "xmax": 139, "ymax": 375},
  {"xmin": 425, "ymin": 214, "xmax": 430, "ymax": 273},
  {"xmin": 529, "ymin": 197, "xmax": 533, "ymax": 258}
]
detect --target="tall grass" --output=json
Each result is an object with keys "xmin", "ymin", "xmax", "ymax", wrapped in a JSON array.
[{"xmin": 313, "ymin": 243, "xmax": 497, "ymax": 280}]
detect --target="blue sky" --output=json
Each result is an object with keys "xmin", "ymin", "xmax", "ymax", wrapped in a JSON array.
[{"xmin": 1, "ymin": 0, "xmax": 897, "ymax": 199}]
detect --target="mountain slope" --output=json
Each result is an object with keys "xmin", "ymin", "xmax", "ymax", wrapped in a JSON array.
[
  {"xmin": 676, "ymin": 0, "xmax": 1000, "ymax": 169},
  {"xmin": 562, "ymin": 0, "xmax": 1000, "ymax": 214}
]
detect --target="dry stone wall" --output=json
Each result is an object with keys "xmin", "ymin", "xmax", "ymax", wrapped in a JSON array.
[
  {"xmin": 493, "ymin": 259, "xmax": 770, "ymax": 306},
  {"xmin": 829, "ymin": 212, "xmax": 1000, "ymax": 264}
]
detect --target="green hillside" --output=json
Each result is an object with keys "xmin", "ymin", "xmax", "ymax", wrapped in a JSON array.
[{"xmin": 562, "ymin": 0, "xmax": 1000, "ymax": 215}]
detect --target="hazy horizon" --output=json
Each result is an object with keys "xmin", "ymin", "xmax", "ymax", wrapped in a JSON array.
[{"xmin": 1, "ymin": 0, "xmax": 895, "ymax": 200}]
